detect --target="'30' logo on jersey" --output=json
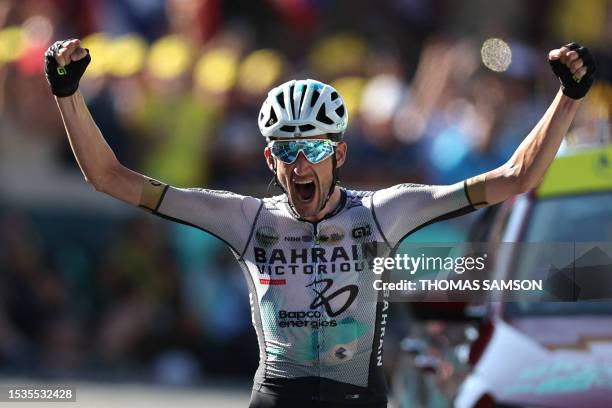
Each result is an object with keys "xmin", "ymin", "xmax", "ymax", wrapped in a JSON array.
[{"xmin": 307, "ymin": 279, "xmax": 358, "ymax": 318}]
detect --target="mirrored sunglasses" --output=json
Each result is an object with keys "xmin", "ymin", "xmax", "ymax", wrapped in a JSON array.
[{"xmin": 268, "ymin": 139, "xmax": 338, "ymax": 164}]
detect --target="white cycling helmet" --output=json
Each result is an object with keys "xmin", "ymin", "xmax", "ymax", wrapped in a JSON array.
[{"xmin": 258, "ymin": 79, "xmax": 348, "ymax": 139}]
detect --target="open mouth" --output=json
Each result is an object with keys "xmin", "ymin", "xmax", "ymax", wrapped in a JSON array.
[{"xmin": 294, "ymin": 179, "xmax": 316, "ymax": 202}]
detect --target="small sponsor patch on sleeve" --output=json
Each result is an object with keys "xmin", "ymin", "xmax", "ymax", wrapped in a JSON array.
[{"xmin": 139, "ymin": 178, "xmax": 168, "ymax": 212}]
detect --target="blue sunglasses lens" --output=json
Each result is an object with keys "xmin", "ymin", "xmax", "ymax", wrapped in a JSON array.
[{"xmin": 271, "ymin": 140, "xmax": 334, "ymax": 164}]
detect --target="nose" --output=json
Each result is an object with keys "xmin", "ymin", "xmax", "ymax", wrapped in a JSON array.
[{"xmin": 293, "ymin": 151, "xmax": 310, "ymax": 175}]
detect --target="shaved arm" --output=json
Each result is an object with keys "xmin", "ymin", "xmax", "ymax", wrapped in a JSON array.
[
  {"xmin": 466, "ymin": 42, "xmax": 594, "ymax": 207},
  {"xmin": 467, "ymin": 90, "xmax": 580, "ymax": 207},
  {"xmin": 55, "ymin": 80, "xmax": 258, "ymax": 254},
  {"xmin": 49, "ymin": 39, "xmax": 168, "ymax": 210},
  {"xmin": 56, "ymin": 91, "xmax": 150, "ymax": 207}
]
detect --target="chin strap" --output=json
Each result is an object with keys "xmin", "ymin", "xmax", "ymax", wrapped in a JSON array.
[{"xmin": 323, "ymin": 152, "xmax": 339, "ymax": 210}]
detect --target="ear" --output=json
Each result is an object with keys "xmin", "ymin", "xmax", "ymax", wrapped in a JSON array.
[
  {"xmin": 335, "ymin": 142, "xmax": 348, "ymax": 168},
  {"xmin": 264, "ymin": 147, "xmax": 275, "ymax": 172}
]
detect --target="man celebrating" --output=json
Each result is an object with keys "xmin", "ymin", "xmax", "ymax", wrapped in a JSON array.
[{"xmin": 45, "ymin": 39, "xmax": 595, "ymax": 408}]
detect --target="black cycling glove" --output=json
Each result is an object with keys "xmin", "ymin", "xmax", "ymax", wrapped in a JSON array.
[
  {"xmin": 549, "ymin": 42, "xmax": 596, "ymax": 100},
  {"xmin": 44, "ymin": 40, "xmax": 91, "ymax": 97}
]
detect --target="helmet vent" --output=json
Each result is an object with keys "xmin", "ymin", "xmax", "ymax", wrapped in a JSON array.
[
  {"xmin": 335, "ymin": 105, "xmax": 345, "ymax": 118},
  {"xmin": 297, "ymin": 86, "xmax": 306, "ymax": 117},
  {"xmin": 310, "ymin": 89, "xmax": 321, "ymax": 107},
  {"xmin": 288, "ymin": 85, "xmax": 295, "ymax": 119},
  {"xmin": 316, "ymin": 105, "xmax": 334, "ymax": 125},
  {"xmin": 258, "ymin": 80, "xmax": 347, "ymax": 138},
  {"xmin": 268, "ymin": 109, "xmax": 278, "ymax": 126}
]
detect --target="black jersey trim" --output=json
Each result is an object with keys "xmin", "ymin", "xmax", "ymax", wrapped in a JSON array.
[
  {"xmin": 236, "ymin": 257, "xmax": 268, "ymax": 382},
  {"xmin": 151, "ymin": 211, "xmax": 241, "ymax": 255},
  {"xmin": 240, "ymin": 200, "xmax": 265, "ymax": 260},
  {"xmin": 155, "ymin": 184, "xmax": 169, "ymax": 212},
  {"xmin": 463, "ymin": 179, "xmax": 474, "ymax": 207},
  {"xmin": 253, "ymin": 377, "xmax": 388, "ymax": 404},
  {"xmin": 366, "ymin": 267, "xmax": 390, "ymax": 398},
  {"xmin": 391, "ymin": 203, "xmax": 477, "ymax": 254},
  {"xmin": 370, "ymin": 194, "xmax": 392, "ymax": 251},
  {"xmin": 391, "ymin": 183, "xmax": 477, "ymax": 254},
  {"xmin": 463, "ymin": 179, "xmax": 488, "ymax": 208}
]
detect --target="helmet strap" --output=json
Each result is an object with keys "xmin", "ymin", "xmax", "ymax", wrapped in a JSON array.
[
  {"xmin": 318, "ymin": 151, "xmax": 338, "ymax": 212},
  {"xmin": 271, "ymin": 158, "xmax": 284, "ymax": 190}
]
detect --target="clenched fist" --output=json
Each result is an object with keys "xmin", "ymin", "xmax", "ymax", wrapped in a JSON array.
[
  {"xmin": 548, "ymin": 43, "xmax": 596, "ymax": 100},
  {"xmin": 44, "ymin": 39, "xmax": 90, "ymax": 97}
]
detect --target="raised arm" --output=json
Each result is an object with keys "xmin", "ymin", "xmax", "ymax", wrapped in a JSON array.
[
  {"xmin": 45, "ymin": 39, "xmax": 262, "ymax": 253},
  {"xmin": 56, "ymin": 90, "xmax": 145, "ymax": 206},
  {"xmin": 465, "ymin": 43, "xmax": 596, "ymax": 208},
  {"xmin": 46, "ymin": 39, "xmax": 145, "ymax": 206}
]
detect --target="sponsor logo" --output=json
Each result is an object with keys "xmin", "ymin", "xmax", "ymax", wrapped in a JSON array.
[
  {"xmin": 276, "ymin": 280, "xmax": 359, "ymax": 328},
  {"xmin": 253, "ymin": 242, "xmax": 384, "ymax": 275},
  {"xmin": 277, "ymin": 309, "xmax": 337, "ymax": 328},
  {"xmin": 255, "ymin": 226, "xmax": 279, "ymax": 247},
  {"xmin": 284, "ymin": 235, "xmax": 314, "ymax": 243},
  {"xmin": 307, "ymin": 278, "xmax": 358, "ymax": 317},
  {"xmin": 351, "ymin": 223, "xmax": 372, "ymax": 241},
  {"xmin": 333, "ymin": 344, "xmax": 356, "ymax": 361},
  {"xmin": 317, "ymin": 225, "xmax": 345, "ymax": 244},
  {"xmin": 376, "ymin": 299, "xmax": 389, "ymax": 366},
  {"xmin": 279, "ymin": 310, "xmax": 321, "ymax": 319},
  {"xmin": 259, "ymin": 278, "xmax": 286, "ymax": 285},
  {"xmin": 284, "ymin": 228, "xmax": 313, "ymax": 243}
]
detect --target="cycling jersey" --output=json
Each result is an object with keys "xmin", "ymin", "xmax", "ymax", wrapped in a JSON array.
[{"xmin": 141, "ymin": 180, "xmax": 477, "ymax": 404}]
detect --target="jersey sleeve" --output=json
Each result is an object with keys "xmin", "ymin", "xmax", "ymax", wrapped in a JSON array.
[
  {"xmin": 371, "ymin": 181, "xmax": 476, "ymax": 245},
  {"xmin": 139, "ymin": 179, "xmax": 262, "ymax": 254}
]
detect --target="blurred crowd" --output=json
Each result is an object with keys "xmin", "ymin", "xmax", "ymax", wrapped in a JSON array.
[{"xmin": 0, "ymin": 0, "xmax": 611, "ymax": 383}]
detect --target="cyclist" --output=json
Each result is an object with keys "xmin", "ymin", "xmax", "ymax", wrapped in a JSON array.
[{"xmin": 45, "ymin": 39, "xmax": 595, "ymax": 408}]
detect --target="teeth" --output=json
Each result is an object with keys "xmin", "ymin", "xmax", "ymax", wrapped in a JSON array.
[{"xmin": 294, "ymin": 180, "xmax": 314, "ymax": 184}]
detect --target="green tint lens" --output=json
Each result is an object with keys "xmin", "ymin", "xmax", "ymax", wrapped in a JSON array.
[{"xmin": 270, "ymin": 140, "xmax": 335, "ymax": 164}]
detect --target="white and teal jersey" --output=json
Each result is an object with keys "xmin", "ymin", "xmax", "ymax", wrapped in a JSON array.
[{"xmin": 147, "ymin": 182, "xmax": 475, "ymax": 403}]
